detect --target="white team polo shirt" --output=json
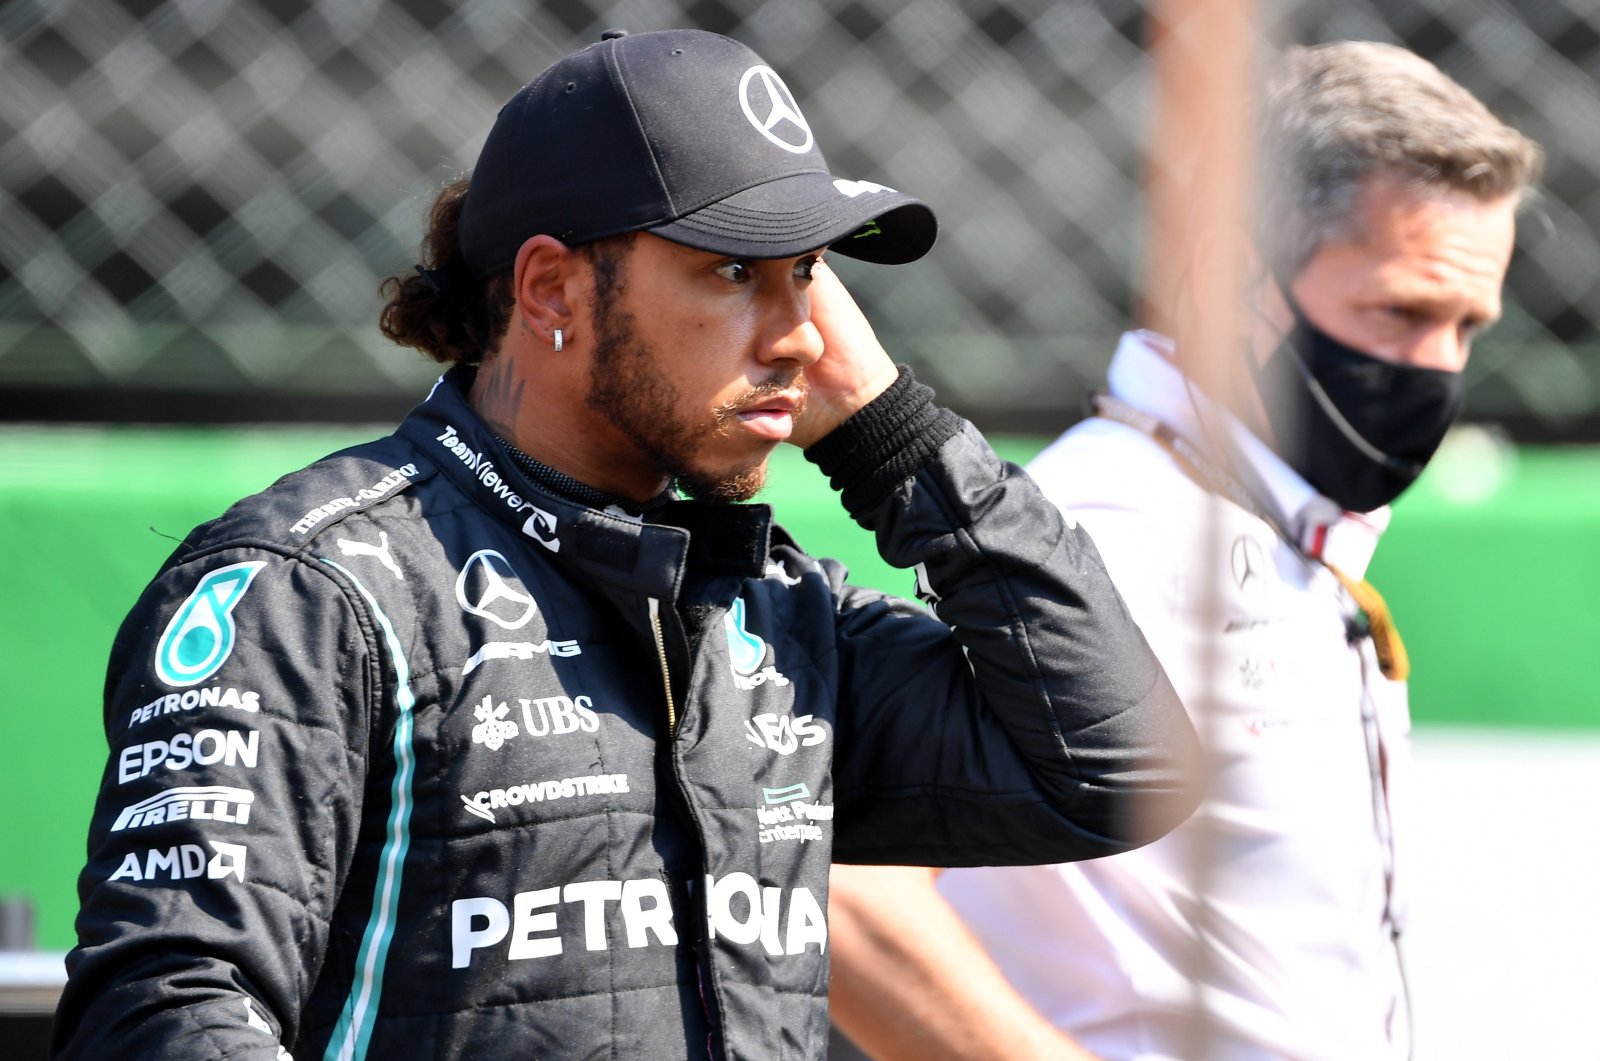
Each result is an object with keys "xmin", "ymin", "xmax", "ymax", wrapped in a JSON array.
[{"xmin": 940, "ymin": 331, "xmax": 1412, "ymax": 1061}]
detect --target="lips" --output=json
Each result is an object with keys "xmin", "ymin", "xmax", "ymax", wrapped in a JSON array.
[{"xmin": 733, "ymin": 392, "xmax": 802, "ymax": 442}]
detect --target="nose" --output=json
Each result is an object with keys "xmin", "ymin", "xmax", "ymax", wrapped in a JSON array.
[
  {"xmin": 761, "ymin": 297, "xmax": 825, "ymax": 369},
  {"xmin": 1405, "ymin": 325, "xmax": 1470, "ymax": 374}
]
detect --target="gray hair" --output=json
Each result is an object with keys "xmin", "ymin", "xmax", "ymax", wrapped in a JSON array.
[{"xmin": 1257, "ymin": 41, "xmax": 1543, "ymax": 278}]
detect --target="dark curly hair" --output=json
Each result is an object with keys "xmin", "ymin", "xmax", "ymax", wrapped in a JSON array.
[
  {"xmin": 379, "ymin": 177, "xmax": 515, "ymax": 366},
  {"xmin": 380, "ymin": 178, "xmax": 636, "ymax": 366}
]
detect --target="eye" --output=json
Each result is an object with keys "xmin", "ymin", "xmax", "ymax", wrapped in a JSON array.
[
  {"xmin": 714, "ymin": 260, "xmax": 752, "ymax": 284},
  {"xmin": 795, "ymin": 255, "xmax": 822, "ymax": 282}
]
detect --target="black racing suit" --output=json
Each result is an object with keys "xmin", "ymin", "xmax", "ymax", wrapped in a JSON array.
[{"xmin": 54, "ymin": 367, "xmax": 1202, "ymax": 1060}]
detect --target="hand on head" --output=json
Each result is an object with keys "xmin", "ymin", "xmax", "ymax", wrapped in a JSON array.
[{"xmin": 789, "ymin": 261, "xmax": 901, "ymax": 450}]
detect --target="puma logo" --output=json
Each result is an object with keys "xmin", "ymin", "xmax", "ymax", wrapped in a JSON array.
[{"xmin": 337, "ymin": 531, "xmax": 404, "ymax": 581}]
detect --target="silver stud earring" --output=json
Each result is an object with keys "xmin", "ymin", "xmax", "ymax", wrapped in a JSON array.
[{"xmin": 553, "ymin": 328, "xmax": 564, "ymax": 352}]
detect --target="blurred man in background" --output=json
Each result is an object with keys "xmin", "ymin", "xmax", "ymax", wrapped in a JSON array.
[
  {"xmin": 828, "ymin": 40, "xmax": 1541, "ymax": 1061},
  {"xmin": 53, "ymin": 28, "xmax": 1202, "ymax": 1060}
]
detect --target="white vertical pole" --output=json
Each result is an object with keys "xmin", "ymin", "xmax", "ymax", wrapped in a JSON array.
[{"xmin": 1142, "ymin": 1, "xmax": 1258, "ymax": 1054}]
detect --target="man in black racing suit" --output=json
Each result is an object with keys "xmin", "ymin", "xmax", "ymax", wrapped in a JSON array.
[{"xmin": 54, "ymin": 28, "xmax": 1203, "ymax": 1061}]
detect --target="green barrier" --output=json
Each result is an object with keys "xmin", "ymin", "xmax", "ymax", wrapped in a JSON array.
[
  {"xmin": 3, "ymin": 425, "xmax": 1596, "ymax": 950},
  {"xmin": 2, "ymin": 426, "xmax": 379, "ymax": 953},
  {"xmin": 1368, "ymin": 435, "xmax": 1600, "ymax": 732}
]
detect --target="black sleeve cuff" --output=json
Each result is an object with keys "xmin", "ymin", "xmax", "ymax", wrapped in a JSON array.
[{"xmin": 803, "ymin": 365, "xmax": 965, "ymax": 519}]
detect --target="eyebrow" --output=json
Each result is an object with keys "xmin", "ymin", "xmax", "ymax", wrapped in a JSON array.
[{"xmin": 1368, "ymin": 276, "xmax": 1503, "ymax": 323}]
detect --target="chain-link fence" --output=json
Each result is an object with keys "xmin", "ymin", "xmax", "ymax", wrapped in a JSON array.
[{"xmin": 1, "ymin": 0, "xmax": 1595, "ymax": 436}]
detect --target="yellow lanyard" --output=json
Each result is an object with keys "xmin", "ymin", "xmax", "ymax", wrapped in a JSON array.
[{"xmin": 1093, "ymin": 393, "xmax": 1409, "ymax": 681}]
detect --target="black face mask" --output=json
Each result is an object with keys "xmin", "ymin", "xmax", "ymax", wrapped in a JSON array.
[{"xmin": 1248, "ymin": 292, "xmax": 1466, "ymax": 513}]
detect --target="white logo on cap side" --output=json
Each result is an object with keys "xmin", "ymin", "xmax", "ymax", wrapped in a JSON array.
[
  {"xmin": 834, "ymin": 179, "xmax": 892, "ymax": 198},
  {"xmin": 738, "ymin": 66, "xmax": 814, "ymax": 154}
]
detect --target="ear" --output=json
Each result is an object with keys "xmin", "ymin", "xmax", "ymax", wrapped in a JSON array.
[{"xmin": 511, "ymin": 235, "xmax": 577, "ymax": 347}]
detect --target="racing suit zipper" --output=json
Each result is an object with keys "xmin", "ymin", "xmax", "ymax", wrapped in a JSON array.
[
  {"xmin": 647, "ymin": 599, "xmax": 724, "ymax": 1052},
  {"xmin": 648, "ymin": 597, "xmax": 678, "ymax": 736}
]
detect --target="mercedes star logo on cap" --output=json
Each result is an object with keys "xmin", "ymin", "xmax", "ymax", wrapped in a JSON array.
[{"xmin": 738, "ymin": 65, "xmax": 814, "ymax": 153}]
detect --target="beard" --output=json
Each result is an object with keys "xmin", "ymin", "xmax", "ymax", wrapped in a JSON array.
[{"xmin": 584, "ymin": 301, "xmax": 795, "ymax": 505}]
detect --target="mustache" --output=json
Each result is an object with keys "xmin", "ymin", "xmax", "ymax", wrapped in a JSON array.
[{"xmin": 713, "ymin": 373, "xmax": 807, "ymax": 426}]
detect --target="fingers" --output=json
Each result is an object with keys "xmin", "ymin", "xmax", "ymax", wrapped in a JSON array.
[{"xmin": 792, "ymin": 262, "xmax": 899, "ymax": 448}]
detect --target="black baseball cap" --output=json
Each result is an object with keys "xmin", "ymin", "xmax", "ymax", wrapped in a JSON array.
[{"xmin": 458, "ymin": 29, "xmax": 937, "ymax": 275}]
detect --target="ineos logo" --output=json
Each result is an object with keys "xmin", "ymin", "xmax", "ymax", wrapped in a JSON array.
[
  {"xmin": 455, "ymin": 550, "xmax": 537, "ymax": 630},
  {"xmin": 738, "ymin": 65, "xmax": 813, "ymax": 153}
]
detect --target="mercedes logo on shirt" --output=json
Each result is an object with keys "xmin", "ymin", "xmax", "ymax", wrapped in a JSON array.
[
  {"xmin": 738, "ymin": 65, "xmax": 814, "ymax": 153},
  {"xmin": 1230, "ymin": 535, "xmax": 1272, "ymax": 596},
  {"xmin": 455, "ymin": 549, "xmax": 538, "ymax": 630}
]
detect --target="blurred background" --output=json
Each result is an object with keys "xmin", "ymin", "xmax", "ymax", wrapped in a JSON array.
[
  {"xmin": 0, "ymin": 0, "xmax": 1596, "ymax": 430},
  {"xmin": 1, "ymin": 0, "xmax": 1596, "ymax": 1057}
]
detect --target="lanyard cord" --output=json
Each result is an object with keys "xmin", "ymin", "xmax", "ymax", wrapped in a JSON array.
[{"xmin": 1092, "ymin": 392, "xmax": 1409, "ymax": 681}]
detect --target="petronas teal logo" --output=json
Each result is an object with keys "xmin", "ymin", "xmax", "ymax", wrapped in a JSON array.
[
  {"xmin": 724, "ymin": 597, "xmax": 767, "ymax": 676},
  {"xmin": 154, "ymin": 561, "xmax": 267, "ymax": 687}
]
